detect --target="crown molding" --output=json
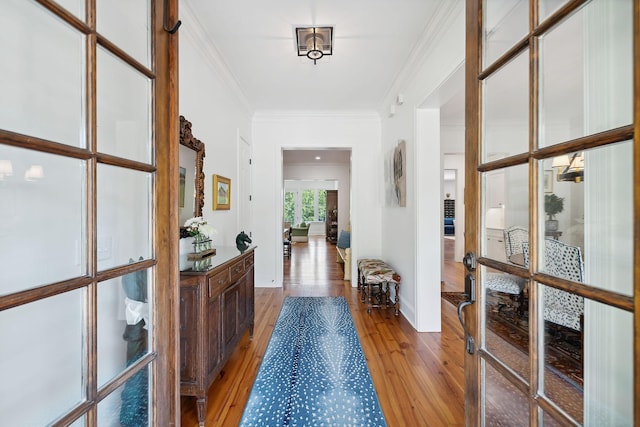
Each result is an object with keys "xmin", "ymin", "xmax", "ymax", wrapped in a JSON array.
[
  {"xmin": 379, "ymin": 1, "xmax": 464, "ymax": 113},
  {"xmin": 181, "ymin": 1, "xmax": 254, "ymax": 115},
  {"xmin": 252, "ymin": 110, "xmax": 381, "ymax": 123}
]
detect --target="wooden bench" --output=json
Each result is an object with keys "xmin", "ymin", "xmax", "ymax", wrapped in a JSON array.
[
  {"xmin": 357, "ymin": 258, "xmax": 401, "ymax": 315},
  {"xmin": 336, "ymin": 247, "xmax": 351, "ymax": 281}
]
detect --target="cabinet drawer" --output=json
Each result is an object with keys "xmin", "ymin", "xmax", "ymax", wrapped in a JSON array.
[
  {"xmin": 208, "ymin": 269, "xmax": 229, "ymax": 299},
  {"xmin": 245, "ymin": 252, "xmax": 255, "ymax": 268},
  {"xmin": 229, "ymin": 259, "xmax": 245, "ymax": 282}
]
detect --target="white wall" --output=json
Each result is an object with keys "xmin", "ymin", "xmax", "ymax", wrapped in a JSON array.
[
  {"xmin": 378, "ymin": 2, "xmax": 465, "ymax": 331},
  {"xmin": 252, "ymin": 113, "xmax": 381, "ymax": 287},
  {"xmin": 179, "ymin": 4, "xmax": 252, "ymax": 246}
]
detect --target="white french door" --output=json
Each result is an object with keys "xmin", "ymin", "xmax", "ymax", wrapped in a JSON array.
[{"xmin": 464, "ymin": 0, "xmax": 638, "ymax": 425}]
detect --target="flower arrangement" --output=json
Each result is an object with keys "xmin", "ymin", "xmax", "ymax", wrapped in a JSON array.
[{"xmin": 182, "ymin": 217, "xmax": 217, "ymax": 240}]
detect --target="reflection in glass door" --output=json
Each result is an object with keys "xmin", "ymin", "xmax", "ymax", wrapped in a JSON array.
[{"xmin": 466, "ymin": 0, "xmax": 636, "ymax": 425}]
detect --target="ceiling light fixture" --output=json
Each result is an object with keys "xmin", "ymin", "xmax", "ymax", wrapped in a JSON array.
[{"xmin": 296, "ymin": 27, "xmax": 333, "ymax": 64}]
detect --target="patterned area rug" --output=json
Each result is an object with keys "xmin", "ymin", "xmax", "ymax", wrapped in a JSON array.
[
  {"xmin": 240, "ymin": 296, "xmax": 387, "ymax": 427},
  {"xmin": 441, "ymin": 292, "xmax": 583, "ymax": 387}
]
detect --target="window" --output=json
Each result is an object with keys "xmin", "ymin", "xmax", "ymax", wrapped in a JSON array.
[{"xmin": 284, "ymin": 188, "xmax": 329, "ymax": 225}]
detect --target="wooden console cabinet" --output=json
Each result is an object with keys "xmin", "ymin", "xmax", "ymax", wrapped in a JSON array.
[{"xmin": 179, "ymin": 247, "xmax": 255, "ymax": 427}]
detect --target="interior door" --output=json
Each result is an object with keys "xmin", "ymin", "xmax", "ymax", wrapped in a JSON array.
[{"xmin": 464, "ymin": 0, "xmax": 637, "ymax": 425}]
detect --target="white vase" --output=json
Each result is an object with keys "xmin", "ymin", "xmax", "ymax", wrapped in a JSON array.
[{"xmin": 179, "ymin": 237, "xmax": 195, "ymax": 271}]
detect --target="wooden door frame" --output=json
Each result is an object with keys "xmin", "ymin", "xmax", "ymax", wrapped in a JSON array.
[
  {"xmin": 153, "ymin": 0, "xmax": 181, "ymax": 424},
  {"xmin": 464, "ymin": 0, "xmax": 481, "ymax": 425}
]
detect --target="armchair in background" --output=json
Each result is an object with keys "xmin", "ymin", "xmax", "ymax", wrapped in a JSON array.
[
  {"xmin": 485, "ymin": 225, "xmax": 529, "ymax": 316},
  {"xmin": 290, "ymin": 222, "xmax": 310, "ymax": 242}
]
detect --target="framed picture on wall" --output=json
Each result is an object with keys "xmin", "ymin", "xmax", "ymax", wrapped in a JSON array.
[
  {"xmin": 213, "ymin": 174, "xmax": 231, "ymax": 210},
  {"xmin": 544, "ymin": 170, "xmax": 553, "ymax": 193}
]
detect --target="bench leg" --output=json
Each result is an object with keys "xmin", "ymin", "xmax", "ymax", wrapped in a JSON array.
[
  {"xmin": 367, "ymin": 283, "xmax": 373, "ymax": 314},
  {"xmin": 394, "ymin": 282, "xmax": 400, "ymax": 316}
]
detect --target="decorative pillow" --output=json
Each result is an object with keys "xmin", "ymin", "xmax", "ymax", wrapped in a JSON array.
[
  {"xmin": 299, "ymin": 222, "xmax": 307, "ymax": 227},
  {"xmin": 337, "ymin": 230, "xmax": 350, "ymax": 249}
]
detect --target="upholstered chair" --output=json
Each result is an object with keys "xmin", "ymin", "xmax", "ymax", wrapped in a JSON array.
[
  {"xmin": 504, "ymin": 225, "xmax": 529, "ymax": 263},
  {"xmin": 523, "ymin": 239, "xmax": 584, "ymax": 331},
  {"xmin": 542, "ymin": 239, "xmax": 584, "ymax": 331},
  {"xmin": 484, "ymin": 226, "xmax": 529, "ymax": 315}
]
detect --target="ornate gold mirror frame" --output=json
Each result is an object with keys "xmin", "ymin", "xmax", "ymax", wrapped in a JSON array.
[{"xmin": 179, "ymin": 115, "xmax": 205, "ymax": 222}]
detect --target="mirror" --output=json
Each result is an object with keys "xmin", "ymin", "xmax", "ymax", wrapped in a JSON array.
[{"xmin": 179, "ymin": 115, "xmax": 205, "ymax": 225}]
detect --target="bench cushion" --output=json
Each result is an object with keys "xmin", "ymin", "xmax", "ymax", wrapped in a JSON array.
[{"xmin": 357, "ymin": 258, "xmax": 399, "ymax": 284}]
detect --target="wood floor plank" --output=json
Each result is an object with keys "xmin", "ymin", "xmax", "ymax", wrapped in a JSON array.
[{"xmin": 180, "ymin": 236, "xmax": 465, "ymax": 426}]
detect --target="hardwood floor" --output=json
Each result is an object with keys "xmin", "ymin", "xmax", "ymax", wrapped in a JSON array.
[{"xmin": 180, "ymin": 236, "xmax": 466, "ymax": 426}]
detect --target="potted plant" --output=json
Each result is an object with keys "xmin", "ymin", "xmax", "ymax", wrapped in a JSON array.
[{"xmin": 544, "ymin": 193, "xmax": 564, "ymax": 231}]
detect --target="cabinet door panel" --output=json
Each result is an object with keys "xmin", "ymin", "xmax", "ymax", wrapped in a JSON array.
[
  {"xmin": 237, "ymin": 276, "xmax": 247, "ymax": 328},
  {"xmin": 223, "ymin": 284, "xmax": 239, "ymax": 349},
  {"xmin": 207, "ymin": 295, "xmax": 222, "ymax": 377},
  {"xmin": 180, "ymin": 286, "xmax": 198, "ymax": 383}
]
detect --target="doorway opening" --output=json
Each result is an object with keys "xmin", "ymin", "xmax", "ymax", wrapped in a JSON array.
[{"xmin": 281, "ymin": 148, "xmax": 352, "ymax": 287}]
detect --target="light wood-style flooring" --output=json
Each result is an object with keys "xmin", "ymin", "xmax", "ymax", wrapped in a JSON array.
[{"xmin": 181, "ymin": 236, "xmax": 466, "ymax": 426}]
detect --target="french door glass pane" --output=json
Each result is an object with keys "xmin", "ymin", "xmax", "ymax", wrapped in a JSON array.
[
  {"xmin": 540, "ymin": 288, "xmax": 633, "ymax": 425},
  {"xmin": 482, "ymin": 266, "xmax": 530, "ymax": 382},
  {"xmin": 97, "ymin": 270, "xmax": 151, "ymax": 387},
  {"xmin": 97, "ymin": 47, "xmax": 152, "ymax": 164},
  {"xmin": 539, "ymin": 0, "xmax": 569, "ymax": 22},
  {"xmin": 69, "ymin": 416, "xmax": 86, "ymax": 426},
  {"xmin": 483, "ymin": 51, "xmax": 529, "ymax": 161},
  {"xmin": 539, "ymin": 0, "xmax": 632, "ymax": 148},
  {"xmin": 482, "ymin": 164, "xmax": 529, "ymax": 262},
  {"xmin": 0, "ymin": 146, "xmax": 86, "ymax": 296},
  {"xmin": 483, "ymin": 0, "xmax": 528, "ymax": 67},
  {"xmin": 56, "ymin": 0, "xmax": 85, "ymax": 21},
  {"xmin": 0, "ymin": 0, "xmax": 85, "ymax": 148},
  {"xmin": 97, "ymin": 164, "xmax": 151, "ymax": 271},
  {"xmin": 97, "ymin": 364, "xmax": 150, "ymax": 426},
  {"xmin": 538, "ymin": 141, "xmax": 633, "ymax": 296},
  {"xmin": 0, "ymin": 289, "xmax": 85, "ymax": 426},
  {"xmin": 97, "ymin": 0, "xmax": 151, "ymax": 68},
  {"xmin": 483, "ymin": 360, "xmax": 529, "ymax": 425}
]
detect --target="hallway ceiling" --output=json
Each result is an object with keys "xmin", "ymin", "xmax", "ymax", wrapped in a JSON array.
[
  {"xmin": 283, "ymin": 149, "xmax": 351, "ymax": 165},
  {"xmin": 183, "ymin": 0, "xmax": 447, "ymax": 112}
]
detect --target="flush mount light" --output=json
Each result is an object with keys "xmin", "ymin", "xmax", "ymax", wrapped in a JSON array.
[{"xmin": 296, "ymin": 27, "xmax": 333, "ymax": 64}]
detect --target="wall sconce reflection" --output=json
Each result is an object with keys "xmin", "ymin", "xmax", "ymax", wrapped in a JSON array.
[
  {"xmin": 552, "ymin": 152, "xmax": 584, "ymax": 183},
  {"xmin": 24, "ymin": 165, "xmax": 44, "ymax": 181},
  {"xmin": 0, "ymin": 160, "xmax": 13, "ymax": 180}
]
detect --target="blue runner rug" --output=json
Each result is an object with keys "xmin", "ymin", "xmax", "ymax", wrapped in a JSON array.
[{"xmin": 240, "ymin": 296, "xmax": 387, "ymax": 427}]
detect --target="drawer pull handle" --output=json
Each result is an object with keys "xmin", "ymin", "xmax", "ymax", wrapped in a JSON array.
[{"xmin": 218, "ymin": 279, "xmax": 224, "ymax": 285}]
